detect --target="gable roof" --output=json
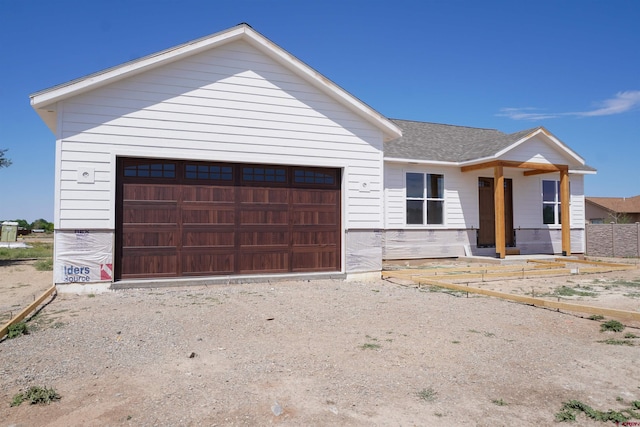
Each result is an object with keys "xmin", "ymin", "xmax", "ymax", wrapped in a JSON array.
[
  {"xmin": 30, "ymin": 23, "xmax": 402, "ymax": 141},
  {"xmin": 586, "ymin": 196, "xmax": 640, "ymax": 214},
  {"xmin": 385, "ymin": 119, "xmax": 596, "ymax": 173}
]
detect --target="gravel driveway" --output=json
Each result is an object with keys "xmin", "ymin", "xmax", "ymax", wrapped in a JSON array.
[{"xmin": 1, "ymin": 265, "xmax": 640, "ymax": 426}]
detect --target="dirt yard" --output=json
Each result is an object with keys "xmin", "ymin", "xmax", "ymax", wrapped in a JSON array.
[{"xmin": 1, "ymin": 260, "xmax": 640, "ymax": 426}]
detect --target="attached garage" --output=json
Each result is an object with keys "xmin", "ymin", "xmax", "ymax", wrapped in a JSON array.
[
  {"xmin": 30, "ymin": 23, "xmax": 403, "ymax": 288},
  {"xmin": 116, "ymin": 158, "xmax": 341, "ymax": 279}
]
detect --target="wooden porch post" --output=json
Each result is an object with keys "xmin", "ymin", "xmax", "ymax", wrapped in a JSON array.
[
  {"xmin": 560, "ymin": 169, "xmax": 571, "ymax": 256},
  {"xmin": 494, "ymin": 166, "xmax": 505, "ymax": 258}
]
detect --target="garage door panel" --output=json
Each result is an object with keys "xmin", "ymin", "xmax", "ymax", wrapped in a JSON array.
[
  {"xmin": 123, "ymin": 184, "xmax": 178, "ymax": 201},
  {"xmin": 238, "ymin": 251, "xmax": 289, "ymax": 274},
  {"xmin": 291, "ymin": 248, "xmax": 338, "ymax": 272},
  {"xmin": 291, "ymin": 189, "xmax": 338, "ymax": 205},
  {"xmin": 239, "ymin": 230, "xmax": 289, "ymax": 247},
  {"xmin": 183, "ymin": 228, "xmax": 235, "ymax": 248},
  {"xmin": 181, "ymin": 252, "xmax": 234, "ymax": 275},
  {"xmin": 240, "ymin": 209, "xmax": 289, "ymax": 225},
  {"xmin": 121, "ymin": 250, "xmax": 178, "ymax": 278},
  {"xmin": 240, "ymin": 187, "xmax": 288, "ymax": 204},
  {"xmin": 182, "ymin": 206, "xmax": 235, "ymax": 225},
  {"xmin": 123, "ymin": 203, "xmax": 178, "ymax": 224},
  {"xmin": 292, "ymin": 230, "xmax": 339, "ymax": 246},
  {"xmin": 292, "ymin": 210, "xmax": 339, "ymax": 226},
  {"xmin": 122, "ymin": 227, "xmax": 177, "ymax": 247},
  {"xmin": 182, "ymin": 186, "xmax": 235, "ymax": 203}
]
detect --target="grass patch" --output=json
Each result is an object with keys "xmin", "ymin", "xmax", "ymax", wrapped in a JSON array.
[
  {"xmin": 624, "ymin": 292, "xmax": 640, "ymax": 298},
  {"xmin": 11, "ymin": 386, "xmax": 61, "ymax": 406},
  {"xmin": 612, "ymin": 279, "xmax": 640, "ymax": 288},
  {"xmin": 597, "ymin": 338, "xmax": 635, "ymax": 346},
  {"xmin": 417, "ymin": 387, "xmax": 437, "ymax": 402},
  {"xmin": 555, "ymin": 399, "xmax": 640, "ymax": 423},
  {"xmin": 360, "ymin": 343, "xmax": 381, "ymax": 350},
  {"xmin": 553, "ymin": 286, "xmax": 597, "ymax": 297},
  {"xmin": 600, "ymin": 320, "xmax": 625, "ymax": 332},
  {"xmin": 492, "ymin": 398, "xmax": 508, "ymax": 406},
  {"xmin": 34, "ymin": 258, "xmax": 53, "ymax": 271},
  {"xmin": 624, "ymin": 332, "xmax": 638, "ymax": 339},
  {"xmin": 7, "ymin": 321, "xmax": 28, "ymax": 339},
  {"xmin": 0, "ymin": 242, "xmax": 53, "ymax": 260},
  {"xmin": 588, "ymin": 314, "xmax": 605, "ymax": 321}
]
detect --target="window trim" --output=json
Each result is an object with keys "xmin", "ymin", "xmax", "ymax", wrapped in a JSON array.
[
  {"xmin": 405, "ymin": 172, "xmax": 445, "ymax": 227},
  {"xmin": 542, "ymin": 179, "xmax": 562, "ymax": 226}
]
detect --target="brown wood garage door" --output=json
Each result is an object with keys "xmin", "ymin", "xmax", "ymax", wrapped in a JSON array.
[{"xmin": 115, "ymin": 158, "xmax": 341, "ymax": 280}]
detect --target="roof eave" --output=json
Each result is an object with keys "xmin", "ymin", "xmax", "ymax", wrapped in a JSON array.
[
  {"xmin": 384, "ymin": 157, "xmax": 459, "ymax": 166},
  {"xmin": 30, "ymin": 25, "xmax": 247, "ymax": 109}
]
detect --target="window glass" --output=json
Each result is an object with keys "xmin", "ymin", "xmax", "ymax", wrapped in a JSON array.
[
  {"xmin": 406, "ymin": 200, "xmax": 424, "ymax": 224},
  {"xmin": 294, "ymin": 169, "xmax": 334, "ymax": 184},
  {"xmin": 542, "ymin": 180, "xmax": 557, "ymax": 202},
  {"xmin": 406, "ymin": 173, "xmax": 424, "ymax": 198},
  {"xmin": 185, "ymin": 164, "xmax": 232, "ymax": 180},
  {"xmin": 124, "ymin": 162, "xmax": 175, "ymax": 178},
  {"xmin": 244, "ymin": 167, "xmax": 286, "ymax": 182},
  {"xmin": 427, "ymin": 174, "xmax": 444, "ymax": 199},
  {"xmin": 427, "ymin": 200, "xmax": 444, "ymax": 224}
]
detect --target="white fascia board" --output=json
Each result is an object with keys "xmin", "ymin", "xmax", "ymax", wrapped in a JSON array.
[
  {"xmin": 494, "ymin": 127, "xmax": 586, "ymax": 165},
  {"xmin": 384, "ymin": 157, "xmax": 459, "ymax": 166},
  {"xmin": 569, "ymin": 169, "xmax": 597, "ymax": 175},
  {"xmin": 30, "ymin": 26, "xmax": 246, "ymax": 109}
]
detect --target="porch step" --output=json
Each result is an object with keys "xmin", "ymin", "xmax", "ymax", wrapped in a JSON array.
[{"xmin": 505, "ymin": 248, "xmax": 521, "ymax": 256}]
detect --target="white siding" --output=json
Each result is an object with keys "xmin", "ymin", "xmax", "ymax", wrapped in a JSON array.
[
  {"xmin": 55, "ymin": 40, "xmax": 384, "ymax": 230},
  {"xmin": 499, "ymin": 135, "xmax": 573, "ymax": 165},
  {"xmin": 383, "ymin": 162, "xmax": 586, "ymax": 256},
  {"xmin": 385, "ymin": 164, "xmax": 586, "ymax": 230}
]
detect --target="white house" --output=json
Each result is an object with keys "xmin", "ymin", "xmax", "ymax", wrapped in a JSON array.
[{"xmin": 30, "ymin": 24, "xmax": 595, "ymax": 288}]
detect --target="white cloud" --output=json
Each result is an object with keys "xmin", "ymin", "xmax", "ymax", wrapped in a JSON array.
[
  {"xmin": 572, "ymin": 90, "xmax": 640, "ymax": 117},
  {"xmin": 497, "ymin": 108, "xmax": 560, "ymax": 120},
  {"xmin": 498, "ymin": 90, "xmax": 640, "ymax": 120}
]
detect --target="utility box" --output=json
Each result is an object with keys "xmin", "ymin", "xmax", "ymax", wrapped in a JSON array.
[{"xmin": 1, "ymin": 221, "xmax": 18, "ymax": 242}]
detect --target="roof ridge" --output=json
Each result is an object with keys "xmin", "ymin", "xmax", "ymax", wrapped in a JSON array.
[{"xmin": 389, "ymin": 118, "xmax": 500, "ymax": 132}]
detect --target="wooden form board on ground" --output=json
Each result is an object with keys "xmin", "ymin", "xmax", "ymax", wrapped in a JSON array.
[
  {"xmin": 0, "ymin": 285, "xmax": 56, "ymax": 339},
  {"xmin": 382, "ymin": 268, "xmax": 640, "ymax": 322}
]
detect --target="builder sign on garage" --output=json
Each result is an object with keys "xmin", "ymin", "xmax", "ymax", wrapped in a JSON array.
[{"xmin": 55, "ymin": 230, "xmax": 113, "ymax": 283}]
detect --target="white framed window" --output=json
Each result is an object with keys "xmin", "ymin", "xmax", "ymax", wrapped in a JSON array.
[
  {"xmin": 406, "ymin": 172, "xmax": 444, "ymax": 225},
  {"xmin": 542, "ymin": 180, "xmax": 561, "ymax": 225}
]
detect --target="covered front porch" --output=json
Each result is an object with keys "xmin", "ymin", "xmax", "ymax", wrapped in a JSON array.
[{"xmin": 461, "ymin": 159, "xmax": 571, "ymax": 259}]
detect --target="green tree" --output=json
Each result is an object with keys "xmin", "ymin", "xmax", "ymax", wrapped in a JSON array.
[
  {"xmin": 30, "ymin": 218, "xmax": 53, "ymax": 232},
  {"xmin": 13, "ymin": 219, "xmax": 30, "ymax": 229},
  {"xmin": 0, "ymin": 149, "xmax": 11, "ymax": 168}
]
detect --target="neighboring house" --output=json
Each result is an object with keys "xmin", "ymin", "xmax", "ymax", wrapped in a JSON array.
[
  {"xmin": 585, "ymin": 196, "xmax": 640, "ymax": 224},
  {"xmin": 30, "ymin": 24, "xmax": 596, "ymax": 286}
]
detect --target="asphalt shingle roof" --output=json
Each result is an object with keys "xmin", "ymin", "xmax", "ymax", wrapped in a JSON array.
[
  {"xmin": 384, "ymin": 119, "xmax": 596, "ymax": 173},
  {"xmin": 385, "ymin": 119, "xmax": 537, "ymax": 162}
]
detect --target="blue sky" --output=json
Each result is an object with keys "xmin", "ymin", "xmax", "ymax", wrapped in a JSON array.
[{"xmin": 1, "ymin": 0, "xmax": 639, "ymax": 222}]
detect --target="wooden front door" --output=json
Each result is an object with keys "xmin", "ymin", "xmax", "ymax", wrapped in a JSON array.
[
  {"xmin": 115, "ymin": 158, "xmax": 341, "ymax": 280},
  {"xmin": 477, "ymin": 177, "xmax": 514, "ymax": 247}
]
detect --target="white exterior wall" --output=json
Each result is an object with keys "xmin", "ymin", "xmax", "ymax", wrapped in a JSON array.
[
  {"xmin": 503, "ymin": 134, "xmax": 574, "ymax": 166},
  {"xmin": 53, "ymin": 40, "xmax": 384, "ymax": 233},
  {"xmin": 383, "ymin": 160, "xmax": 587, "ymax": 258}
]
